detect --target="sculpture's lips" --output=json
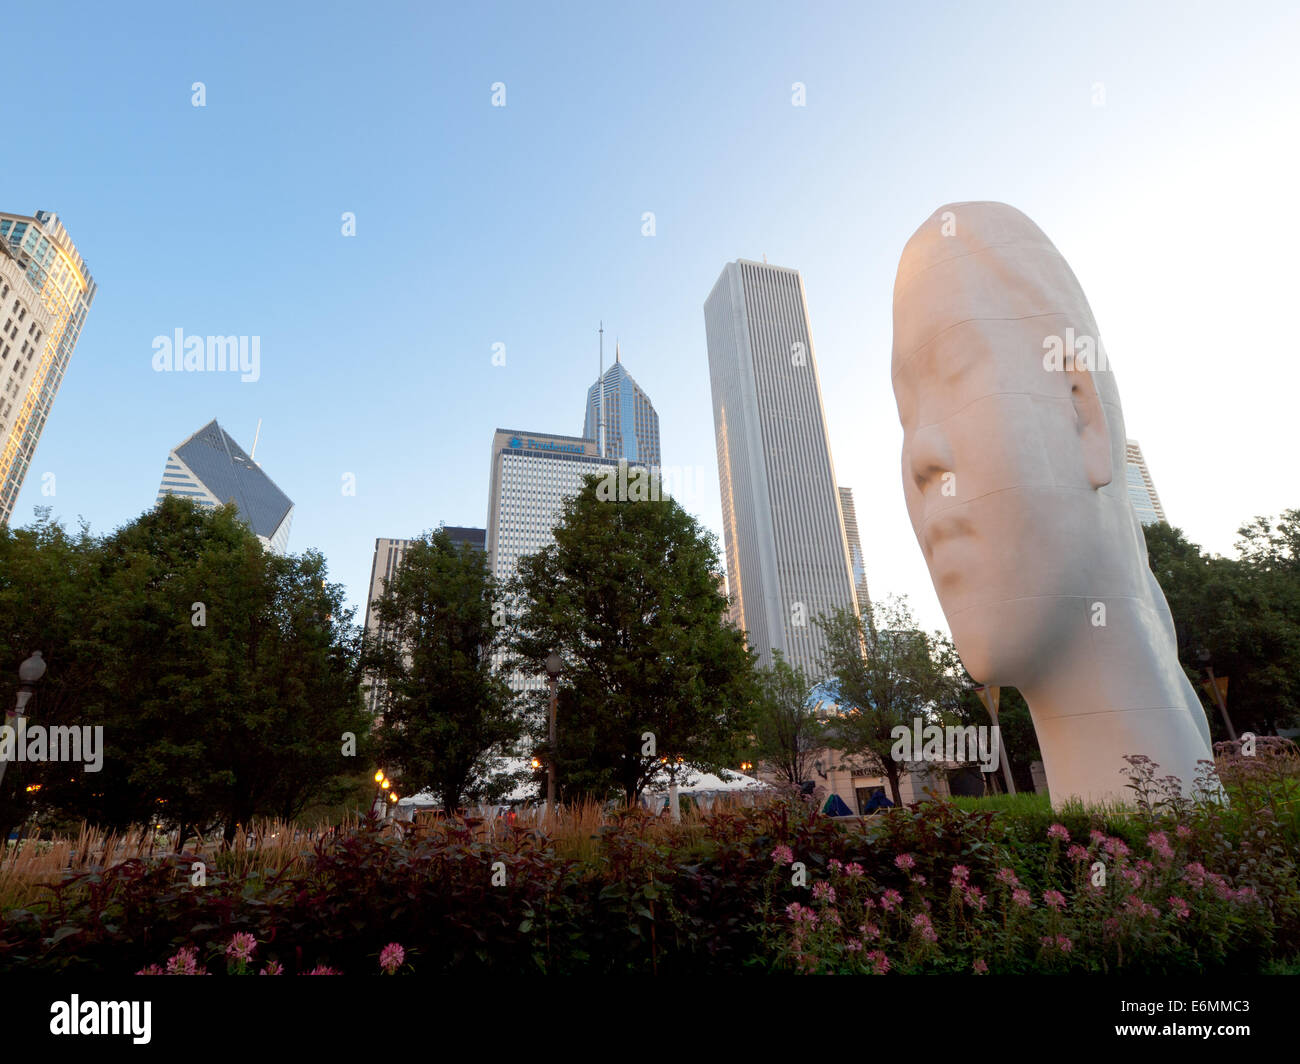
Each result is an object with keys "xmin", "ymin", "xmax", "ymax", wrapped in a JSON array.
[{"xmin": 922, "ymin": 513, "xmax": 974, "ymax": 560}]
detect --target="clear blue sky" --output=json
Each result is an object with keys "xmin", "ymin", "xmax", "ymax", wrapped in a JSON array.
[{"xmin": 8, "ymin": 0, "xmax": 1299, "ymax": 634}]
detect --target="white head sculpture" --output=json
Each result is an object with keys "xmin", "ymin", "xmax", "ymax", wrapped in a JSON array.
[{"xmin": 891, "ymin": 201, "xmax": 1214, "ymax": 807}]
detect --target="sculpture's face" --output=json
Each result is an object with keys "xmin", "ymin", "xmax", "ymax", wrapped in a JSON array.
[{"xmin": 892, "ymin": 204, "xmax": 1139, "ymax": 686}]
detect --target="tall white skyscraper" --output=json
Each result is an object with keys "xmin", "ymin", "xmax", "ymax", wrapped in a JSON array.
[
  {"xmin": 0, "ymin": 210, "xmax": 96, "ymax": 525},
  {"xmin": 838, "ymin": 486, "xmax": 871, "ymax": 616},
  {"xmin": 1125, "ymin": 439, "xmax": 1167, "ymax": 526},
  {"xmin": 704, "ymin": 259, "xmax": 858, "ymax": 678},
  {"xmin": 582, "ymin": 343, "xmax": 661, "ymax": 468},
  {"xmin": 156, "ymin": 419, "xmax": 295, "ymax": 553}
]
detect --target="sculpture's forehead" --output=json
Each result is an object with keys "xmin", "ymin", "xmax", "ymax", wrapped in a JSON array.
[{"xmin": 891, "ymin": 202, "xmax": 1094, "ymax": 381}]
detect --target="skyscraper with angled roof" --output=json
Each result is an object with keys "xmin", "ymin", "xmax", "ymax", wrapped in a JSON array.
[
  {"xmin": 156, "ymin": 419, "xmax": 294, "ymax": 553},
  {"xmin": 582, "ymin": 343, "xmax": 660, "ymax": 468}
]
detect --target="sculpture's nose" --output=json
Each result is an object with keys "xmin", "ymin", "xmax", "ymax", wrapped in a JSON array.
[{"xmin": 907, "ymin": 423, "xmax": 955, "ymax": 498}]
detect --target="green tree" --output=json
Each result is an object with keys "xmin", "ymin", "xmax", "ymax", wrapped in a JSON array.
[
  {"xmin": 366, "ymin": 527, "xmax": 521, "ymax": 815},
  {"xmin": 0, "ymin": 510, "xmax": 100, "ymax": 846},
  {"xmin": 817, "ymin": 594, "xmax": 963, "ymax": 806},
  {"xmin": 2, "ymin": 497, "xmax": 371, "ymax": 844},
  {"xmin": 508, "ymin": 473, "xmax": 756, "ymax": 806},
  {"xmin": 749, "ymin": 651, "xmax": 823, "ymax": 786},
  {"xmin": 1145, "ymin": 515, "xmax": 1300, "ymax": 738}
]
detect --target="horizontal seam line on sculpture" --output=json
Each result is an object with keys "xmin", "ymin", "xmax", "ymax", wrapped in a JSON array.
[
  {"xmin": 915, "ymin": 482, "xmax": 1112, "ymax": 526},
  {"xmin": 895, "ymin": 240, "xmax": 1056, "ymax": 289},
  {"xmin": 945, "ymin": 593, "xmax": 1157, "ymax": 618},
  {"xmin": 892, "ymin": 311, "xmax": 1085, "ymax": 378}
]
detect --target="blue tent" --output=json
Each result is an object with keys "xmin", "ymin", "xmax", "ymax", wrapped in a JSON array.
[{"xmin": 822, "ymin": 793, "xmax": 854, "ymax": 817}]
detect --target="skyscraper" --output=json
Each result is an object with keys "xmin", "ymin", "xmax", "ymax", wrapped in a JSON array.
[
  {"xmin": 486, "ymin": 428, "xmax": 623, "ymax": 689},
  {"xmin": 704, "ymin": 259, "xmax": 858, "ymax": 677},
  {"xmin": 156, "ymin": 419, "xmax": 295, "ymax": 553},
  {"xmin": 1125, "ymin": 439, "xmax": 1167, "ymax": 526},
  {"xmin": 582, "ymin": 343, "xmax": 661, "ymax": 468},
  {"xmin": 486, "ymin": 428, "xmax": 622, "ymax": 587},
  {"xmin": 838, "ymin": 486, "xmax": 871, "ymax": 616},
  {"xmin": 0, "ymin": 210, "xmax": 96, "ymax": 525}
]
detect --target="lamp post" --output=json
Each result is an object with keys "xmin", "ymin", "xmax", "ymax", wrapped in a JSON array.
[
  {"xmin": 1196, "ymin": 648, "xmax": 1237, "ymax": 741},
  {"xmin": 0, "ymin": 652, "xmax": 47, "ymax": 790},
  {"xmin": 544, "ymin": 652, "xmax": 562, "ymax": 811}
]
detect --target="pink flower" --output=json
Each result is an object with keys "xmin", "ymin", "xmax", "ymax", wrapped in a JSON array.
[
  {"xmin": 860, "ymin": 922, "xmax": 881, "ymax": 940},
  {"xmin": 973, "ymin": 958, "xmax": 988, "ymax": 974},
  {"xmin": 880, "ymin": 889, "xmax": 903, "ymax": 911},
  {"xmin": 225, "ymin": 932, "xmax": 257, "ymax": 964},
  {"xmin": 995, "ymin": 867, "xmax": 1020, "ymax": 887},
  {"xmin": 1103, "ymin": 837, "xmax": 1130, "ymax": 860},
  {"xmin": 1175, "ymin": 824, "xmax": 1193, "ymax": 840},
  {"xmin": 379, "ymin": 943, "xmax": 405, "ymax": 974},
  {"xmin": 1047, "ymin": 823, "xmax": 1070, "ymax": 842},
  {"xmin": 1012, "ymin": 889, "xmax": 1033, "ymax": 909},
  {"xmin": 771, "ymin": 845, "xmax": 794, "ymax": 866},
  {"xmin": 1089, "ymin": 829, "xmax": 1107, "ymax": 846},
  {"xmin": 844, "ymin": 939, "xmax": 864, "ymax": 953},
  {"xmin": 911, "ymin": 912, "xmax": 938, "ymax": 942},
  {"xmin": 950, "ymin": 864, "xmax": 970, "ymax": 884},
  {"xmin": 1042, "ymin": 889, "xmax": 1066, "ymax": 910},
  {"xmin": 1040, "ymin": 934, "xmax": 1072, "ymax": 952},
  {"xmin": 845, "ymin": 863, "xmax": 865, "ymax": 878},
  {"xmin": 964, "ymin": 886, "xmax": 986, "ymax": 911},
  {"xmin": 1122, "ymin": 868, "xmax": 1143, "ymax": 888},
  {"xmin": 1182, "ymin": 862, "xmax": 1208, "ymax": 890},
  {"xmin": 812, "ymin": 881, "xmax": 837, "ymax": 904},
  {"xmin": 1124, "ymin": 895, "xmax": 1160, "ymax": 920},
  {"xmin": 303, "ymin": 965, "xmax": 341, "ymax": 975},
  {"xmin": 136, "ymin": 964, "xmax": 165, "ymax": 975},
  {"xmin": 1067, "ymin": 845, "xmax": 1088, "ymax": 863},
  {"xmin": 165, "ymin": 947, "xmax": 200, "ymax": 976},
  {"xmin": 828, "ymin": 859, "xmax": 843, "ymax": 872},
  {"xmin": 1168, "ymin": 895, "xmax": 1191, "ymax": 919},
  {"xmin": 866, "ymin": 950, "xmax": 890, "ymax": 974},
  {"xmin": 786, "ymin": 902, "xmax": 819, "ymax": 925},
  {"xmin": 911, "ymin": 873, "xmax": 928, "ymax": 887},
  {"xmin": 1146, "ymin": 831, "xmax": 1173, "ymax": 860},
  {"xmin": 259, "ymin": 961, "xmax": 284, "ymax": 975},
  {"xmin": 894, "ymin": 853, "xmax": 916, "ymax": 871}
]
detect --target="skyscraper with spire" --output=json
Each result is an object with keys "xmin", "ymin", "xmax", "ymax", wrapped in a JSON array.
[{"xmin": 582, "ymin": 341, "xmax": 661, "ymax": 469}]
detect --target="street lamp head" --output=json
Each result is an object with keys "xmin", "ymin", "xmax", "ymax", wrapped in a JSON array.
[
  {"xmin": 544, "ymin": 652, "xmax": 562, "ymax": 678},
  {"xmin": 18, "ymin": 651, "xmax": 46, "ymax": 685}
]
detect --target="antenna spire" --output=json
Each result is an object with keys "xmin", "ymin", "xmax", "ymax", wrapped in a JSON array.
[{"xmin": 598, "ymin": 322, "xmax": 605, "ymax": 458}]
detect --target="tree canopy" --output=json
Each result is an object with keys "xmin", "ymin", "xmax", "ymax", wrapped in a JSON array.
[{"xmin": 507, "ymin": 474, "xmax": 756, "ymax": 805}]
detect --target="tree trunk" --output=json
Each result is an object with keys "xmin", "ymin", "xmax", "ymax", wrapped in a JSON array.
[{"xmin": 886, "ymin": 764, "xmax": 903, "ymax": 807}]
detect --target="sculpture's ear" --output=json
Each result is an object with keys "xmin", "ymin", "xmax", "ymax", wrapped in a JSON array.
[{"xmin": 1067, "ymin": 363, "xmax": 1113, "ymax": 489}]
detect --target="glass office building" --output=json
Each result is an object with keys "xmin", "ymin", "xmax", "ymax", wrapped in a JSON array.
[
  {"xmin": 0, "ymin": 210, "xmax": 96, "ymax": 525},
  {"xmin": 1125, "ymin": 439, "xmax": 1167, "ymax": 526},
  {"xmin": 156, "ymin": 419, "xmax": 295, "ymax": 553},
  {"xmin": 582, "ymin": 345, "xmax": 661, "ymax": 468}
]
